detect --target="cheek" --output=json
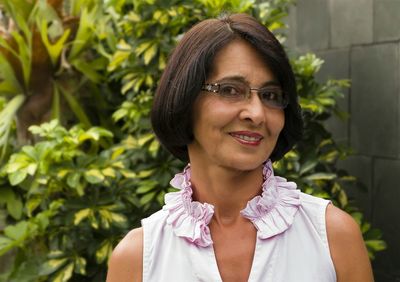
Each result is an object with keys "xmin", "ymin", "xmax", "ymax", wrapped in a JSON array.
[
  {"xmin": 268, "ymin": 110, "xmax": 285, "ymax": 136},
  {"xmin": 194, "ymin": 98, "xmax": 236, "ymax": 131}
]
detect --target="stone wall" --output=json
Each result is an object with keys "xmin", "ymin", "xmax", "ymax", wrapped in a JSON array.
[{"xmin": 287, "ymin": 0, "xmax": 400, "ymax": 281}]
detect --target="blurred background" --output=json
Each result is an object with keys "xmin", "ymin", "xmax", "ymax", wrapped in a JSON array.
[
  {"xmin": 286, "ymin": 0, "xmax": 400, "ymax": 280},
  {"xmin": 0, "ymin": 0, "xmax": 397, "ymax": 281}
]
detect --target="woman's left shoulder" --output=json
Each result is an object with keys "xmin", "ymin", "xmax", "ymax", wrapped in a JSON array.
[{"xmin": 326, "ymin": 204, "xmax": 374, "ymax": 281}]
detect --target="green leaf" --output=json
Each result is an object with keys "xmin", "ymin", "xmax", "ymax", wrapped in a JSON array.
[
  {"xmin": 135, "ymin": 41, "xmax": 152, "ymax": 56},
  {"xmin": 9, "ymin": 30, "xmax": 32, "ymax": 87},
  {"xmin": 304, "ymin": 173, "xmax": 336, "ymax": 181},
  {"xmin": 95, "ymin": 240, "xmax": 112, "ymax": 263},
  {"xmin": 7, "ymin": 193, "xmax": 23, "ymax": 220},
  {"xmin": 9, "ymin": 171, "xmax": 28, "ymax": 186},
  {"xmin": 109, "ymin": 212, "xmax": 127, "ymax": 224},
  {"xmin": 102, "ymin": 167, "xmax": 116, "ymax": 177},
  {"xmin": 0, "ymin": 187, "xmax": 23, "ymax": 219},
  {"xmin": 136, "ymin": 180, "xmax": 157, "ymax": 194},
  {"xmin": 0, "ymin": 235, "xmax": 15, "ymax": 256},
  {"xmin": 67, "ymin": 172, "xmax": 81, "ymax": 188},
  {"xmin": 0, "ymin": 95, "xmax": 25, "ymax": 161},
  {"xmin": 299, "ymin": 160, "xmax": 318, "ymax": 175},
  {"xmin": 52, "ymin": 262, "xmax": 74, "ymax": 282},
  {"xmin": 84, "ymin": 169, "xmax": 105, "ymax": 184},
  {"xmin": 38, "ymin": 19, "xmax": 71, "ymax": 66},
  {"xmin": 0, "ymin": 53, "xmax": 23, "ymax": 95},
  {"xmin": 4, "ymin": 221, "xmax": 28, "ymax": 241},
  {"xmin": 140, "ymin": 191, "xmax": 156, "ymax": 205},
  {"xmin": 72, "ymin": 59, "xmax": 103, "ymax": 83},
  {"xmin": 74, "ymin": 257, "xmax": 87, "ymax": 275},
  {"xmin": 39, "ymin": 258, "xmax": 68, "ymax": 276},
  {"xmin": 74, "ymin": 208, "xmax": 91, "ymax": 225},
  {"xmin": 57, "ymin": 84, "xmax": 92, "ymax": 127},
  {"xmin": 69, "ymin": 7, "xmax": 97, "ymax": 59},
  {"xmin": 143, "ymin": 43, "xmax": 157, "ymax": 65},
  {"xmin": 365, "ymin": 240, "xmax": 387, "ymax": 252}
]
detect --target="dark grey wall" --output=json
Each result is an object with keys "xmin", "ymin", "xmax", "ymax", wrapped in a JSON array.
[{"xmin": 287, "ymin": 0, "xmax": 400, "ymax": 281}]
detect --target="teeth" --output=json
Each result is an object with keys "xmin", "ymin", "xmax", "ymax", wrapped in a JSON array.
[{"xmin": 233, "ymin": 134, "xmax": 261, "ymax": 142}]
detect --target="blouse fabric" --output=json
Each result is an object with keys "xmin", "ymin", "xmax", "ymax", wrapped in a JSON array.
[{"xmin": 141, "ymin": 161, "xmax": 337, "ymax": 282}]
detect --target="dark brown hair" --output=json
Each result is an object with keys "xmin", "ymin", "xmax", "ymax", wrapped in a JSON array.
[{"xmin": 151, "ymin": 13, "xmax": 303, "ymax": 162}]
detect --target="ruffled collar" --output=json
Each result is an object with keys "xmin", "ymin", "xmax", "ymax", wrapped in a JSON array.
[{"xmin": 162, "ymin": 160, "xmax": 301, "ymax": 247}]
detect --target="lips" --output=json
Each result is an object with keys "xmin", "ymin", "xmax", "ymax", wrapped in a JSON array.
[{"xmin": 229, "ymin": 131, "xmax": 263, "ymax": 146}]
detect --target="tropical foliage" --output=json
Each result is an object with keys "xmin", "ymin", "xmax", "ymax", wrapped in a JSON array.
[{"xmin": 0, "ymin": 0, "xmax": 385, "ymax": 281}]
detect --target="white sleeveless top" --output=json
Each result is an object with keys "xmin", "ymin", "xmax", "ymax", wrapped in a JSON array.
[{"xmin": 141, "ymin": 161, "xmax": 337, "ymax": 282}]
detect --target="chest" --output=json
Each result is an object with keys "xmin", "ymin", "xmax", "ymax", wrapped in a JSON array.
[{"xmin": 210, "ymin": 223, "xmax": 257, "ymax": 282}]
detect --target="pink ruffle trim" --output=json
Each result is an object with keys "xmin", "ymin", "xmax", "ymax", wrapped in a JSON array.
[{"xmin": 163, "ymin": 160, "xmax": 301, "ymax": 247}]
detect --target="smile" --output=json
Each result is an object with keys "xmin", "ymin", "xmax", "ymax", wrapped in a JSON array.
[{"xmin": 229, "ymin": 132, "xmax": 263, "ymax": 146}]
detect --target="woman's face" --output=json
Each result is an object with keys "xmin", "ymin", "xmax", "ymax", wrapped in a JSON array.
[{"xmin": 188, "ymin": 39, "xmax": 285, "ymax": 171}]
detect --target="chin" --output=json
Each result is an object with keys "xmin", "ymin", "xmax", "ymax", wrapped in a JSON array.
[{"xmin": 219, "ymin": 154, "xmax": 269, "ymax": 172}]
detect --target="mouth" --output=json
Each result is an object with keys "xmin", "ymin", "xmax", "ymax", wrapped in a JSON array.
[{"xmin": 229, "ymin": 131, "xmax": 263, "ymax": 146}]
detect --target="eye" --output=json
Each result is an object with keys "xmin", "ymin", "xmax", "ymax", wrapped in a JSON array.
[
  {"xmin": 218, "ymin": 83, "xmax": 244, "ymax": 98},
  {"xmin": 261, "ymin": 88, "xmax": 282, "ymax": 100},
  {"xmin": 259, "ymin": 88, "xmax": 285, "ymax": 106}
]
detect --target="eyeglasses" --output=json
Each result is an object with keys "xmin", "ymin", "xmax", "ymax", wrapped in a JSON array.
[{"xmin": 201, "ymin": 80, "xmax": 288, "ymax": 109}]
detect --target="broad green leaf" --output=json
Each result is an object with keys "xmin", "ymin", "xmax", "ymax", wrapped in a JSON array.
[
  {"xmin": 95, "ymin": 240, "xmax": 112, "ymax": 263},
  {"xmin": 365, "ymin": 240, "xmax": 387, "ymax": 252},
  {"xmin": 39, "ymin": 258, "xmax": 68, "ymax": 276},
  {"xmin": 7, "ymin": 193, "xmax": 23, "ymax": 220},
  {"xmin": 109, "ymin": 212, "xmax": 127, "ymax": 224},
  {"xmin": 135, "ymin": 41, "xmax": 152, "ymax": 56},
  {"xmin": 9, "ymin": 171, "xmax": 28, "ymax": 186},
  {"xmin": 4, "ymin": 221, "xmax": 28, "ymax": 241},
  {"xmin": 0, "ymin": 236, "xmax": 14, "ymax": 256},
  {"xmin": 74, "ymin": 257, "xmax": 87, "ymax": 275},
  {"xmin": 67, "ymin": 172, "xmax": 81, "ymax": 188},
  {"xmin": 136, "ymin": 180, "xmax": 157, "ymax": 194},
  {"xmin": 84, "ymin": 169, "xmax": 105, "ymax": 184},
  {"xmin": 0, "ymin": 187, "xmax": 22, "ymax": 219},
  {"xmin": 143, "ymin": 43, "xmax": 157, "ymax": 65},
  {"xmin": 108, "ymin": 49, "xmax": 131, "ymax": 72},
  {"xmin": 102, "ymin": 167, "xmax": 116, "ymax": 177},
  {"xmin": 74, "ymin": 208, "xmax": 91, "ymax": 225},
  {"xmin": 52, "ymin": 262, "xmax": 74, "ymax": 282},
  {"xmin": 140, "ymin": 191, "xmax": 156, "ymax": 205}
]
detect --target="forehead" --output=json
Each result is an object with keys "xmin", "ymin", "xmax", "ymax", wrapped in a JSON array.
[{"xmin": 207, "ymin": 39, "xmax": 275, "ymax": 86}]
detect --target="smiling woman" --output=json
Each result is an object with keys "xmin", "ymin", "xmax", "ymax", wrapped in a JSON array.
[{"xmin": 106, "ymin": 13, "xmax": 373, "ymax": 282}]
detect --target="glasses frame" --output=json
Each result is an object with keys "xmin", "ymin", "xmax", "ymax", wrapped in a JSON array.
[{"xmin": 201, "ymin": 82, "xmax": 289, "ymax": 109}]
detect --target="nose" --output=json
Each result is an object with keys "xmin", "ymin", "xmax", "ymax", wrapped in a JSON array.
[{"xmin": 239, "ymin": 90, "xmax": 265, "ymax": 125}]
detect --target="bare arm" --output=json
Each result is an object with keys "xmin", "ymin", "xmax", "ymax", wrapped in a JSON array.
[
  {"xmin": 106, "ymin": 227, "xmax": 143, "ymax": 282},
  {"xmin": 326, "ymin": 204, "xmax": 374, "ymax": 282}
]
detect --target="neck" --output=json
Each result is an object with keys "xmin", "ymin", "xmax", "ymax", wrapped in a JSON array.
[{"xmin": 189, "ymin": 161, "xmax": 264, "ymax": 226}]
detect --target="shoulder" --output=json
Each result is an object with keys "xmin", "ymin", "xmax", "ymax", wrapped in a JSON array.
[
  {"xmin": 325, "ymin": 204, "xmax": 374, "ymax": 282},
  {"xmin": 106, "ymin": 227, "xmax": 143, "ymax": 282}
]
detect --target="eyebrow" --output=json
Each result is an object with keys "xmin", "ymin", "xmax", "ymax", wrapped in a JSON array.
[{"xmin": 214, "ymin": 75, "xmax": 281, "ymax": 88}]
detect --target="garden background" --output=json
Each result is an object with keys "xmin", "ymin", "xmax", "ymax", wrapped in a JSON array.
[{"xmin": 0, "ymin": 0, "xmax": 396, "ymax": 281}]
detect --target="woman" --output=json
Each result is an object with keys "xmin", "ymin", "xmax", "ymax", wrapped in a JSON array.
[{"xmin": 107, "ymin": 13, "xmax": 373, "ymax": 282}]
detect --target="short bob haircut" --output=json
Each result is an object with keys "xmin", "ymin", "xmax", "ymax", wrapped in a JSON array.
[{"xmin": 151, "ymin": 13, "xmax": 303, "ymax": 162}]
